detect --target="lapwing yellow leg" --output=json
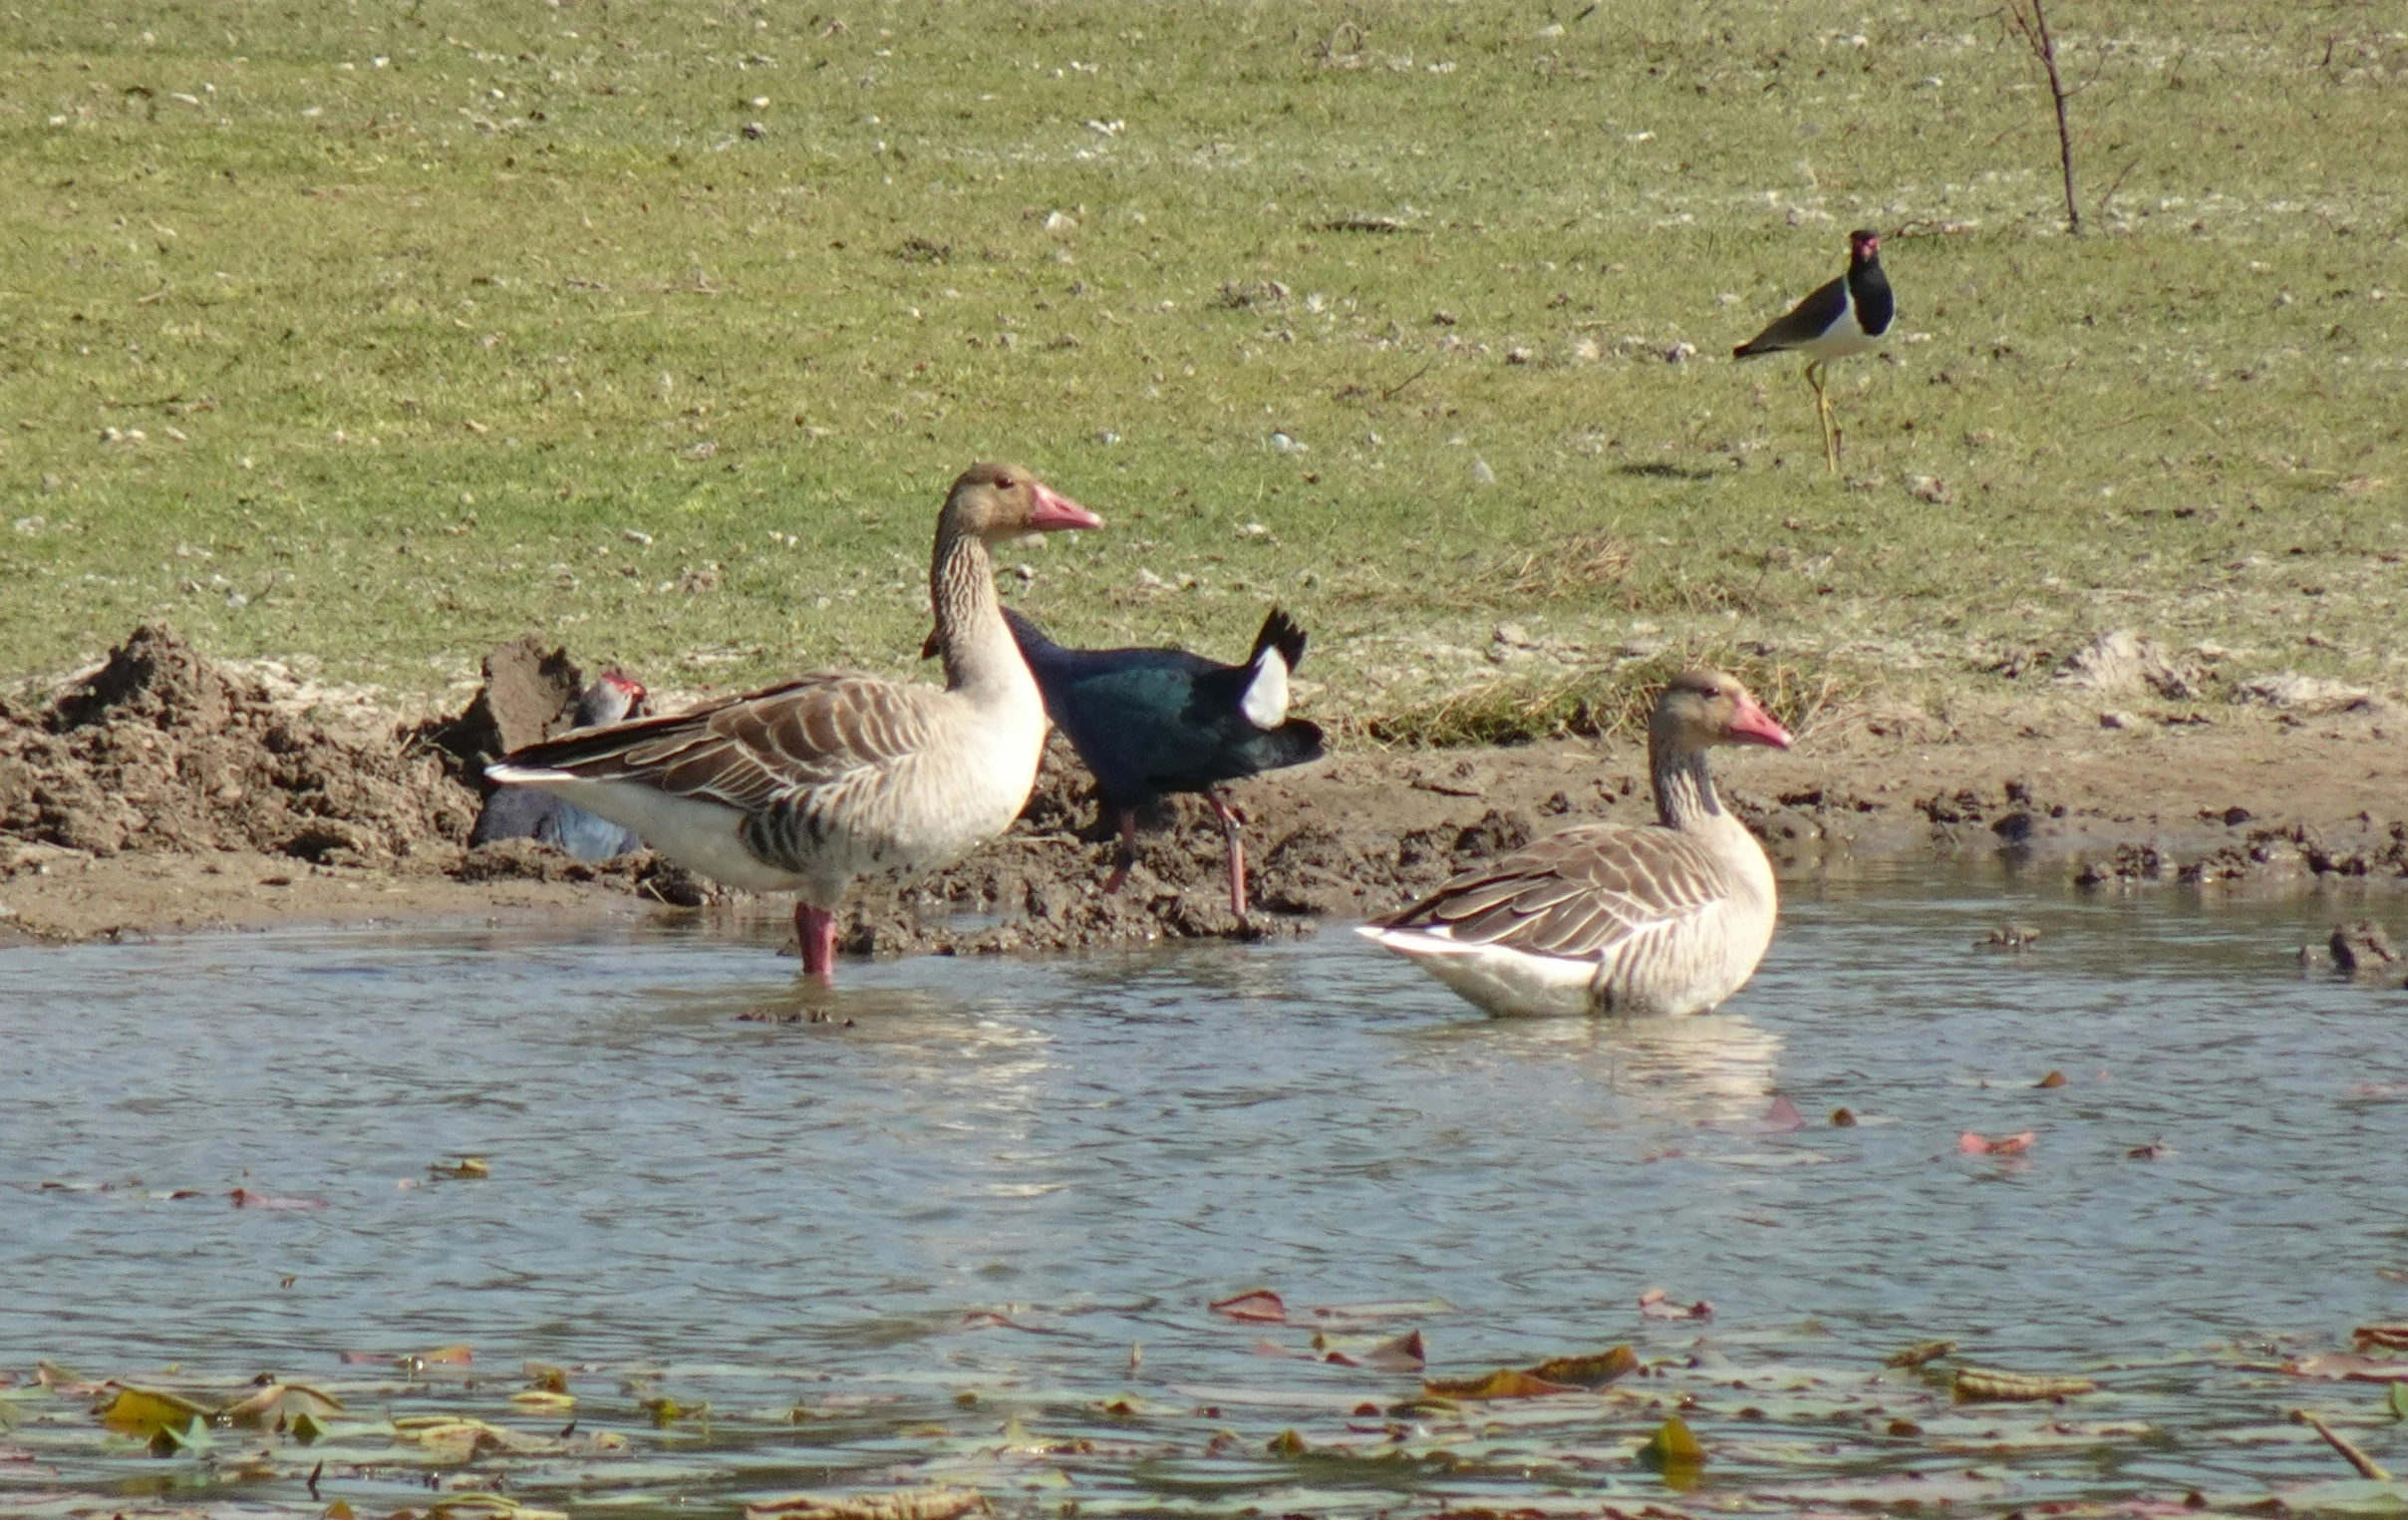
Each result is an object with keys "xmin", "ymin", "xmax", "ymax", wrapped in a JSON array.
[{"xmin": 1806, "ymin": 360, "xmax": 1840, "ymax": 472}]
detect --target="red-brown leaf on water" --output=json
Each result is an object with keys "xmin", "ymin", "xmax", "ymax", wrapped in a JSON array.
[
  {"xmin": 227, "ymin": 1188, "xmax": 328, "ymax": 1210},
  {"xmin": 1956, "ymin": 1131, "xmax": 2036, "ymax": 1155},
  {"xmin": 1703, "ymin": 1095, "xmax": 1804, "ymax": 1135},
  {"xmin": 1252, "ymin": 1339, "xmax": 1302, "ymax": 1359},
  {"xmin": 2285, "ymin": 1352, "xmax": 2408, "ymax": 1381},
  {"xmin": 336, "ymin": 1351, "xmax": 384, "ymax": 1365},
  {"xmin": 1639, "ymin": 1288, "xmax": 1713, "ymax": 1321},
  {"xmin": 1210, "ymin": 1290, "xmax": 1288, "ymax": 1324}
]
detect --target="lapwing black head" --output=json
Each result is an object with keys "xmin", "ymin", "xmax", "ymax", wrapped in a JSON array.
[{"xmin": 1733, "ymin": 229, "xmax": 1897, "ymax": 470}]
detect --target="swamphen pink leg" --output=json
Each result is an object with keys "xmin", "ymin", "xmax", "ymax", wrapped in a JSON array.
[
  {"xmin": 1207, "ymin": 791, "xmax": 1248, "ymax": 919},
  {"xmin": 795, "ymin": 901, "xmax": 837, "ymax": 984},
  {"xmin": 1100, "ymin": 808, "xmax": 1139, "ymax": 894}
]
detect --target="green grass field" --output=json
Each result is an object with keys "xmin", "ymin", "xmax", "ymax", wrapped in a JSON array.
[{"xmin": 1, "ymin": 1, "xmax": 2401, "ymax": 730}]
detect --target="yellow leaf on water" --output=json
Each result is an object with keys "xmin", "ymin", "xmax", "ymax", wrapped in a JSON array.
[
  {"xmin": 510, "ymin": 1389, "xmax": 575, "ymax": 1412},
  {"xmin": 1421, "ymin": 1368, "xmax": 1580, "ymax": 1399},
  {"xmin": 429, "ymin": 1157, "xmax": 490, "ymax": 1181},
  {"xmin": 745, "ymin": 1488, "xmax": 985, "ymax": 1520},
  {"xmin": 523, "ymin": 1362, "xmax": 569, "ymax": 1393},
  {"xmin": 324, "ymin": 1502, "xmax": 356, "ymax": 1520},
  {"xmin": 1639, "ymin": 1413, "xmax": 1706, "ymax": 1483},
  {"xmin": 95, "ymin": 1384, "xmax": 213, "ymax": 1438},
  {"xmin": 1528, "ymin": 1346, "xmax": 1637, "ymax": 1388}
]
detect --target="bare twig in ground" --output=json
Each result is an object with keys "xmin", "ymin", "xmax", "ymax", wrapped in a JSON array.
[
  {"xmin": 1379, "ymin": 358, "xmax": 1435, "ymax": 402},
  {"xmin": 2097, "ymin": 154, "xmax": 2143, "ymax": 223},
  {"xmin": 2003, "ymin": 0, "xmax": 2081, "ymax": 233}
]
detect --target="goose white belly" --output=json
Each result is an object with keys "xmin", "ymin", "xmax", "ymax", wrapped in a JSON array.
[
  {"xmin": 1359, "ymin": 882, "xmax": 1776, "ymax": 1020},
  {"xmin": 489, "ymin": 697, "xmax": 1049, "ymax": 903}
]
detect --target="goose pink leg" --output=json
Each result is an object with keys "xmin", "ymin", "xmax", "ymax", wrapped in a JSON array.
[
  {"xmin": 795, "ymin": 902, "xmax": 837, "ymax": 984},
  {"xmin": 1207, "ymin": 791, "xmax": 1248, "ymax": 919}
]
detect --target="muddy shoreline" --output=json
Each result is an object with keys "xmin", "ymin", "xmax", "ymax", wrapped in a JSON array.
[{"xmin": 1, "ymin": 627, "xmax": 2404, "ymax": 950}]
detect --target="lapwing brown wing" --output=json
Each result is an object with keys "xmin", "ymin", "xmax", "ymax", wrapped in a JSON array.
[{"xmin": 1734, "ymin": 229, "xmax": 1893, "ymax": 471}]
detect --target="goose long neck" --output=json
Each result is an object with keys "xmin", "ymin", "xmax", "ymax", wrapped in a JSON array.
[
  {"xmin": 1649, "ymin": 731, "xmax": 1722, "ymax": 830},
  {"xmin": 929, "ymin": 521, "xmax": 1024, "ymax": 697}
]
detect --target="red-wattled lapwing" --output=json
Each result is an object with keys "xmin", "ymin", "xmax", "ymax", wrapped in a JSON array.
[{"xmin": 1733, "ymin": 228, "xmax": 1894, "ymax": 471}]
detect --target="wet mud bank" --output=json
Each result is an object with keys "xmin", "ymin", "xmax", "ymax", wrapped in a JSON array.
[{"xmin": 2, "ymin": 626, "xmax": 2406, "ymax": 948}]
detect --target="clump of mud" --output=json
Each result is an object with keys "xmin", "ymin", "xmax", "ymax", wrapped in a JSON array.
[{"xmin": 0, "ymin": 625, "xmax": 475, "ymax": 864}]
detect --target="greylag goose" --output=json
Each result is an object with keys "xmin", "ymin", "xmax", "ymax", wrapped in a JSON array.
[
  {"xmin": 1358, "ymin": 671, "xmax": 1792, "ymax": 1018},
  {"xmin": 1733, "ymin": 229, "xmax": 1894, "ymax": 471},
  {"xmin": 469, "ymin": 671, "xmax": 649, "ymax": 860},
  {"xmin": 1002, "ymin": 606, "xmax": 1325, "ymax": 917},
  {"xmin": 484, "ymin": 462, "xmax": 1102, "ymax": 982}
]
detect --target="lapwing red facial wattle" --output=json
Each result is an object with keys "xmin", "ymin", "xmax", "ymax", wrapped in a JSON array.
[{"xmin": 1733, "ymin": 229, "xmax": 1894, "ymax": 471}]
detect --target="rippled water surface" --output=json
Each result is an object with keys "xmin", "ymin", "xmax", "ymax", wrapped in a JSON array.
[{"xmin": 6, "ymin": 868, "xmax": 2408, "ymax": 1517}]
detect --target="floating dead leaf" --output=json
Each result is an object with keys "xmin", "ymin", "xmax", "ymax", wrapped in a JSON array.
[
  {"xmin": 416, "ymin": 1345, "xmax": 473, "ymax": 1368},
  {"xmin": 524, "ymin": 1362, "xmax": 569, "ymax": 1392},
  {"xmin": 510, "ymin": 1389, "xmax": 575, "ymax": 1412},
  {"xmin": 394, "ymin": 1415, "xmax": 547, "ymax": 1456},
  {"xmin": 325, "ymin": 1502, "xmax": 357, "ymax": 1520},
  {"xmin": 1886, "ymin": 1340, "xmax": 1957, "ymax": 1369},
  {"xmin": 1421, "ymin": 1368, "xmax": 1580, "ymax": 1399},
  {"xmin": 1955, "ymin": 1367, "xmax": 2097, "ymax": 1400},
  {"xmin": 429, "ymin": 1157, "xmax": 490, "ymax": 1180},
  {"xmin": 1639, "ymin": 1288, "xmax": 1713, "ymax": 1320},
  {"xmin": 2294, "ymin": 1406, "xmax": 2393, "ymax": 1479},
  {"xmin": 1305, "ymin": 1298, "xmax": 1456, "ymax": 1323},
  {"xmin": 1704, "ymin": 1095, "xmax": 1803, "ymax": 1134},
  {"xmin": 218, "ymin": 1380, "xmax": 345, "ymax": 1427},
  {"xmin": 1831, "ymin": 1106, "xmax": 1858, "ymax": 1126},
  {"xmin": 746, "ymin": 1490, "xmax": 984, "ymax": 1520},
  {"xmin": 1265, "ymin": 1427, "xmax": 1308, "ymax": 1456},
  {"xmin": 2127, "ymin": 1139, "xmax": 2176, "ymax": 1159},
  {"xmin": 2036, "ymin": 1069, "xmax": 2067, "ymax": 1088},
  {"xmin": 2391, "ymin": 1381, "xmax": 2408, "ymax": 1420},
  {"xmin": 1209, "ymin": 1290, "xmax": 1287, "ymax": 1324},
  {"xmin": 1638, "ymin": 1413, "xmax": 1706, "ymax": 1482},
  {"xmin": 1957, "ymin": 1130, "xmax": 2036, "ymax": 1155},
  {"xmin": 228, "ymin": 1188, "xmax": 328, "ymax": 1210},
  {"xmin": 428, "ymin": 1496, "xmax": 566, "ymax": 1520},
  {"xmin": 1527, "ymin": 1345, "xmax": 1637, "ymax": 1387},
  {"xmin": 95, "ymin": 1383, "xmax": 213, "ymax": 1438},
  {"xmin": 2286, "ymin": 1352, "xmax": 2408, "ymax": 1381},
  {"xmin": 1316, "ymin": 1329, "xmax": 1426, "ymax": 1371},
  {"xmin": 2356, "ymin": 1326, "xmax": 2408, "ymax": 1352},
  {"xmin": 1251, "ymin": 1339, "xmax": 1301, "ymax": 1359}
]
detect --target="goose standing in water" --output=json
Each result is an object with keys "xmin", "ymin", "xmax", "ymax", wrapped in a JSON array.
[
  {"xmin": 1359, "ymin": 671, "xmax": 1792, "ymax": 1018},
  {"xmin": 486, "ymin": 463, "xmax": 1103, "ymax": 983}
]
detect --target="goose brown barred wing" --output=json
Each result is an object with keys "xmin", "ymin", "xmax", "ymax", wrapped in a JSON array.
[
  {"xmin": 1377, "ymin": 823, "xmax": 1731, "ymax": 960},
  {"xmin": 497, "ymin": 672, "xmax": 937, "ymax": 813}
]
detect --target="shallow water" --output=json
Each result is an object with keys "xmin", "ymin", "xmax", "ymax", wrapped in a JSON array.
[{"xmin": 5, "ymin": 867, "xmax": 2408, "ymax": 1517}]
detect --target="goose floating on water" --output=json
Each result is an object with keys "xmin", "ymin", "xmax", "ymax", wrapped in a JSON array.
[
  {"xmin": 1359, "ymin": 670, "xmax": 1792, "ymax": 1018},
  {"xmin": 485, "ymin": 462, "xmax": 1103, "ymax": 982},
  {"xmin": 1003, "ymin": 606, "xmax": 1325, "ymax": 917}
]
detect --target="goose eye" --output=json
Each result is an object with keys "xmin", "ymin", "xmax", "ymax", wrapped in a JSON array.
[{"xmin": 994, "ymin": 474, "xmax": 1016, "ymax": 489}]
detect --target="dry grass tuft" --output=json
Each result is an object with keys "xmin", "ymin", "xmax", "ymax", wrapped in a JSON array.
[
  {"xmin": 1354, "ymin": 650, "xmax": 1858, "ymax": 750},
  {"xmin": 1501, "ymin": 533, "xmax": 1636, "ymax": 598}
]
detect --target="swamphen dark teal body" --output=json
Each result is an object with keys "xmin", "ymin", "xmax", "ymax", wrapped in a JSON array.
[{"xmin": 1003, "ymin": 607, "xmax": 1325, "ymax": 916}]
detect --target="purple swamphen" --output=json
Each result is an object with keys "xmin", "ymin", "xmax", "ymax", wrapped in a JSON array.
[{"xmin": 1003, "ymin": 606, "xmax": 1325, "ymax": 916}]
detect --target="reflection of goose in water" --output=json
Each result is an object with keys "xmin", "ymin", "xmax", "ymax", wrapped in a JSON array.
[{"xmin": 1402, "ymin": 1010, "xmax": 1785, "ymax": 1128}]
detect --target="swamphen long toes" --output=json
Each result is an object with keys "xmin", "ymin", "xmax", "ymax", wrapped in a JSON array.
[{"xmin": 1004, "ymin": 606, "xmax": 1325, "ymax": 917}]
